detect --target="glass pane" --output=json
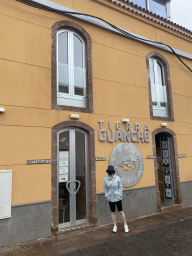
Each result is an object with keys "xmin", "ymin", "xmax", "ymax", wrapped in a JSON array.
[
  {"xmin": 132, "ymin": 0, "xmax": 146, "ymax": 8},
  {"xmin": 75, "ymin": 131, "xmax": 86, "ymax": 221},
  {"xmin": 58, "ymin": 63, "xmax": 69, "ymax": 94},
  {"xmin": 59, "ymin": 131, "xmax": 69, "ymax": 151},
  {"xmin": 157, "ymin": 62, "xmax": 164, "ymax": 85},
  {"xmin": 73, "ymin": 34, "xmax": 85, "ymax": 96},
  {"xmin": 74, "ymin": 67, "xmax": 86, "ymax": 96},
  {"xmin": 59, "ymin": 184, "xmax": 70, "ymax": 224},
  {"xmin": 159, "ymin": 85, "xmax": 167, "ymax": 107},
  {"xmin": 59, "ymin": 131, "xmax": 70, "ymax": 224},
  {"xmin": 149, "ymin": 0, "xmax": 167, "ymax": 19},
  {"xmin": 58, "ymin": 32, "xmax": 68, "ymax": 64},
  {"xmin": 151, "ymin": 84, "xmax": 157, "ymax": 106},
  {"xmin": 73, "ymin": 34, "xmax": 83, "ymax": 68},
  {"xmin": 149, "ymin": 59, "xmax": 155, "ymax": 84},
  {"xmin": 58, "ymin": 32, "xmax": 69, "ymax": 94}
]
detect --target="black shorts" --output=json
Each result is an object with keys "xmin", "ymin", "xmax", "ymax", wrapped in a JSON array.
[{"xmin": 109, "ymin": 200, "xmax": 122, "ymax": 212}]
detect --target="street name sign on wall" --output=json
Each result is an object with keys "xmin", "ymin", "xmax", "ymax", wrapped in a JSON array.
[
  {"xmin": 27, "ymin": 159, "xmax": 51, "ymax": 164},
  {"xmin": 95, "ymin": 157, "xmax": 106, "ymax": 161}
]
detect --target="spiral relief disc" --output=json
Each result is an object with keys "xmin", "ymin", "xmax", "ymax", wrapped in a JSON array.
[{"xmin": 110, "ymin": 143, "xmax": 144, "ymax": 187}]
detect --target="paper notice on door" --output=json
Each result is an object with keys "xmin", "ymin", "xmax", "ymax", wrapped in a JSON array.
[
  {"xmin": 163, "ymin": 159, "xmax": 169, "ymax": 165},
  {"xmin": 59, "ymin": 174, "xmax": 68, "ymax": 183},
  {"xmin": 59, "ymin": 166, "xmax": 68, "ymax": 175},
  {"xmin": 165, "ymin": 175, "xmax": 171, "ymax": 184},
  {"xmin": 161, "ymin": 141, "xmax": 168, "ymax": 149},
  {"xmin": 59, "ymin": 152, "xmax": 69, "ymax": 159},
  {"xmin": 166, "ymin": 188, "xmax": 172, "ymax": 198},
  {"xmin": 59, "ymin": 159, "xmax": 68, "ymax": 167},
  {"xmin": 163, "ymin": 150, "xmax": 168, "ymax": 158}
]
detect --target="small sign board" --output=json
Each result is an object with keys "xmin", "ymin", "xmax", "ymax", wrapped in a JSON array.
[
  {"xmin": 95, "ymin": 157, "xmax": 106, "ymax": 161},
  {"xmin": 178, "ymin": 155, "xmax": 186, "ymax": 158},
  {"xmin": 146, "ymin": 156, "xmax": 154, "ymax": 159},
  {"xmin": 27, "ymin": 159, "xmax": 51, "ymax": 164},
  {"xmin": 166, "ymin": 188, "xmax": 172, "ymax": 198}
]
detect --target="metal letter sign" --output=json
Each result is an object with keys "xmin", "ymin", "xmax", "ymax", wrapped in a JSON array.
[{"xmin": 110, "ymin": 143, "xmax": 144, "ymax": 187}]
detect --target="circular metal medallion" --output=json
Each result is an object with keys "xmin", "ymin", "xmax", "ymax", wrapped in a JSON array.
[{"xmin": 110, "ymin": 143, "xmax": 144, "ymax": 187}]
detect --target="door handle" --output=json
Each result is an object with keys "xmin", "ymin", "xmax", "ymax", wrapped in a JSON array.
[
  {"xmin": 66, "ymin": 181, "xmax": 73, "ymax": 195},
  {"xmin": 73, "ymin": 180, "xmax": 81, "ymax": 195},
  {"xmin": 66, "ymin": 180, "xmax": 81, "ymax": 195}
]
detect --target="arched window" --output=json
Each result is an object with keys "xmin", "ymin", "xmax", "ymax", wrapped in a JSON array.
[
  {"xmin": 52, "ymin": 21, "xmax": 93, "ymax": 113},
  {"xmin": 146, "ymin": 52, "xmax": 174, "ymax": 121},
  {"xmin": 149, "ymin": 58, "xmax": 168, "ymax": 117},
  {"xmin": 57, "ymin": 30, "xmax": 86, "ymax": 107}
]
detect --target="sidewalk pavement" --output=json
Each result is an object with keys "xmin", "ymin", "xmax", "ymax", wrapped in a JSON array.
[{"xmin": 0, "ymin": 205, "xmax": 192, "ymax": 256}]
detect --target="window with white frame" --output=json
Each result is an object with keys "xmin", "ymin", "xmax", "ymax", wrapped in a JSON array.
[
  {"xmin": 131, "ymin": 0, "xmax": 169, "ymax": 19},
  {"xmin": 57, "ymin": 30, "xmax": 87, "ymax": 108},
  {"xmin": 149, "ymin": 58, "xmax": 168, "ymax": 117}
]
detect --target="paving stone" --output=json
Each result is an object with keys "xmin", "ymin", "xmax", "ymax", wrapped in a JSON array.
[{"xmin": 1, "ymin": 206, "xmax": 192, "ymax": 256}]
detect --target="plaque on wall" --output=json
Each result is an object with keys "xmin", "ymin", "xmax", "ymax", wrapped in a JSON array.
[
  {"xmin": 163, "ymin": 150, "xmax": 168, "ymax": 158},
  {"xmin": 166, "ymin": 188, "xmax": 172, "ymax": 198},
  {"xmin": 110, "ymin": 143, "xmax": 144, "ymax": 187},
  {"xmin": 165, "ymin": 175, "xmax": 171, "ymax": 184},
  {"xmin": 161, "ymin": 141, "xmax": 168, "ymax": 149}
]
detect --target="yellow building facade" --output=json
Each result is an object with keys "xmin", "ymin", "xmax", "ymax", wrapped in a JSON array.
[{"xmin": 0, "ymin": 0, "xmax": 192, "ymax": 247}]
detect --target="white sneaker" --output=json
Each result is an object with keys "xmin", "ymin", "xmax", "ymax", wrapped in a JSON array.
[
  {"xmin": 124, "ymin": 224, "xmax": 129, "ymax": 233},
  {"xmin": 113, "ymin": 225, "xmax": 117, "ymax": 232}
]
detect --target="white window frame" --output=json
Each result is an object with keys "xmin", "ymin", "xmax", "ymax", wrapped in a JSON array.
[
  {"xmin": 133, "ymin": 0, "xmax": 170, "ymax": 19},
  {"xmin": 149, "ymin": 58, "xmax": 169, "ymax": 117},
  {"xmin": 57, "ymin": 30, "xmax": 87, "ymax": 108}
]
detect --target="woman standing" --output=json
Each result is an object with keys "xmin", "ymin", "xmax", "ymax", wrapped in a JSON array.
[{"xmin": 103, "ymin": 165, "xmax": 129, "ymax": 233}]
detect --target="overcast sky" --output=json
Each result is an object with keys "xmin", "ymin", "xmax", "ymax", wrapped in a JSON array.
[{"xmin": 170, "ymin": 0, "xmax": 192, "ymax": 31}]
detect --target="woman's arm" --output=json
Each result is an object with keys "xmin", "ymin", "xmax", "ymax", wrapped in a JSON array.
[
  {"xmin": 118, "ymin": 177, "xmax": 123, "ymax": 197},
  {"xmin": 103, "ymin": 178, "xmax": 108, "ymax": 196}
]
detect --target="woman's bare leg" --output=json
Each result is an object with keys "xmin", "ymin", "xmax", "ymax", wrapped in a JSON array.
[
  {"xmin": 111, "ymin": 212, "xmax": 117, "ymax": 226},
  {"xmin": 119, "ymin": 211, "xmax": 127, "ymax": 225}
]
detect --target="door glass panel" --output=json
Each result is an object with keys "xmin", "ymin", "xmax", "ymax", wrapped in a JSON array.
[
  {"xmin": 59, "ymin": 131, "xmax": 70, "ymax": 224},
  {"xmin": 58, "ymin": 32, "xmax": 69, "ymax": 94},
  {"xmin": 75, "ymin": 131, "xmax": 86, "ymax": 221},
  {"xmin": 161, "ymin": 135, "xmax": 174, "ymax": 201}
]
